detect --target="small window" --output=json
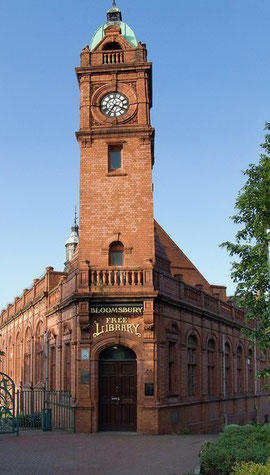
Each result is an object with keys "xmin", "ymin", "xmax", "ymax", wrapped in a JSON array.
[
  {"xmin": 109, "ymin": 241, "xmax": 124, "ymax": 266},
  {"xmin": 109, "ymin": 147, "xmax": 122, "ymax": 171}
]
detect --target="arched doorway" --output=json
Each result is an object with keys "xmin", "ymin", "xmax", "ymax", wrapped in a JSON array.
[{"xmin": 99, "ymin": 346, "xmax": 137, "ymax": 431}]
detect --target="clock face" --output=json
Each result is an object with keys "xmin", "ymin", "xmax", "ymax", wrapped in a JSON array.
[{"xmin": 100, "ymin": 92, "xmax": 129, "ymax": 118}]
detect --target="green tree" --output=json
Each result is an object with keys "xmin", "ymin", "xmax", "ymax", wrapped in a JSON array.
[{"xmin": 221, "ymin": 123, "xmax": 270, "ymax": 383}]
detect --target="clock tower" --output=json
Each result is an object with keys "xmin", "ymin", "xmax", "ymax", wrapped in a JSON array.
[
  {"xmin": 74, "ymin": 3, "xmax": 157, "ymax": 433},
  {"xmin": 76, "ymin": 3, "xmax": 155, "ymax": 279}
]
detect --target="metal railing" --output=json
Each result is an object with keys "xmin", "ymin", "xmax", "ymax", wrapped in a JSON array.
[{"xmin": 15, "ymin": 389, "xmax": 75, "ymax": 432}]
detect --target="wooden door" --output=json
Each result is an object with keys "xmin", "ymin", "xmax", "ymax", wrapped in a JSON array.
[{"xmin": 99, "ymin": 360, "xmax": 137, "ymax": 431}]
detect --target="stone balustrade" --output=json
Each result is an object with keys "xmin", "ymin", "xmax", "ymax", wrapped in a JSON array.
[{"xmin": 90, "ymin": 267, "xmax": 153, "ymax": 290}]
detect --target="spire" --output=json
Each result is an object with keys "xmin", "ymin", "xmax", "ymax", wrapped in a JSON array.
[
  {"xmin": 107, "ymin": 1, "xmax": 122, "ymax": 23},
  {"xmin": 65, "ymin": 209, "xmax": 79, "ymax": 270},
  {"xmin": 72, "ymin": 206, "xmax": 78, "ymax": 232}
]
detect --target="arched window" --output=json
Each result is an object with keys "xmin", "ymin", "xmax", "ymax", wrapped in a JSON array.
[
  {"xmin": 259, "ymin": 350, "xmax": 267, "ymax": 391},
  {"xmin": 237, "ymin": 345, "xmax": 244, "ymax": 393},
  {"xmin": 109, "ymin": 241, "xmax": 124, "ymax": 266},
  {"xmin": 187, "ymin": 334, "xmax": 197, "ymax": 397},
  {"xmin": 207, "ymin": 338, "xmax": 216, "ymax": 397},
  {"xmin": 168, "ymin": 341, "xmax": 176, "ymax": 393},
  {"xmin": 8, "ymin": 336, "xmax": 13, "ymax": 379},
  {"xmin": 247, "ymin": 348, "xmax": 254, "ymax": 393},
  {"xmin": 103, "ymin": 41, "xmax": 122, "ymax": 50},
  {"xmin": 24, "ymin": 328, "xmax": 32, "ymax": 385},
  {"xmin": 49, "ymin": 345, "xmax": 56, "ymax": 391},
  {"xmin": 0, "ymin": 339, "xmax": 5, "ymax": 373},
  {"xmin": 225, "ymin": 342, "xmax": 232, "ymax": 396},
  {"xmin": 100, "ymin": 346, "xmax": 136, "ymax": 361},
  {"xmin": 36, "ymin": 322, "xmax": 44, "ymax": 384},
  {"xmin": 64, "ymin": 343, "xmax": 71, "ymax": 391},
  {"xmin": 15, "ymin": 333, "xmax": 21, "ymax": 384}
]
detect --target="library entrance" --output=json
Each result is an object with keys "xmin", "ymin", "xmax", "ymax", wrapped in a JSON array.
[{"xmin": 99, "ymin": 346, "xmax": 137, "ymax": 431}]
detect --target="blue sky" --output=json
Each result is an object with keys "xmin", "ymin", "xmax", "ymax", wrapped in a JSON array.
[{"xmin": 0, "ymin": 0, "xmax": 269, "ymax": 309}]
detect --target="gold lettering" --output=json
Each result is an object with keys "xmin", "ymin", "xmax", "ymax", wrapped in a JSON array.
[
  {"xmin": 93, "ymin": 318, "xmax": 142, "ymax": 338},
  {"xmin": 132, "ymin": 323, "xmax": 141, "ymax": 337},
  {"xmin": 93, "ymin": 321, "xmax": 104, "ymax": 338},
  {"xmin": 91, "ymin": 305, "xmax": 143, "ymax": 315}
]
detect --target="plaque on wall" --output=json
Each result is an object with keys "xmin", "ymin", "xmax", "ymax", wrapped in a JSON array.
[
  {"xmin": 80, "ymin": 370, "xmax": 90, "ymax": 384},
  {"xmin": 145, "ymin": 383, "xmax": 154, "ymax": 396},
  {"xmin": 81, "ymin": 348, "xmax": 89, "ymax": 360}
]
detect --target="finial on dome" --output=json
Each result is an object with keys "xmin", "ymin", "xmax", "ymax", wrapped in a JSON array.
[
  {"xmin": 107, "ymin": 1, "xmax": 122, "ymax": 22},
  {"xmin": 74, "ymin": 206, "xmax": 78, "ymax": 225}
]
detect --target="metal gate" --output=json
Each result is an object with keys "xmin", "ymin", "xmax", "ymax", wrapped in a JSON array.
[
  {"xmin": 0, "ymin": 373, "xmax": 75, "ymax": 435},
  {"xmin": 16, "ymin": 389, "xmax": 75, "ymax": 432},
  {"xmin": 0, "ymin": 372, "xmax": 16, "ymax": 434}
]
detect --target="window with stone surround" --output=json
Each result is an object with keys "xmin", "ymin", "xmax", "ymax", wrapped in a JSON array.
[
  {"xmin": 8, "ymin": 336, "xmax": 13, "ymax": 380},
  {"xmin": 15, "ymin": 333, "xmax": 21, "ymax": 384},
  {"xmin": 247, "ymin": 348, "xmax": 254, "ymax": 393},
  {"xmin": 187, "ymin": 334, "xmax": 197, "ymax": 397},
  {"xmin": 24, "ymin": 328, "xmax": 31, "ymax": 385},
  {"xmin": 35, "ymin": 322, "xmax": 44, "ymax": 384},
  {"xmin": 237, "ymin": 345, "xmax": 244, "ymax": 393},
  {"xmin": 109, "ymin": 241, "xmax": 124, "ymax": 266},
  {"xmin": 49, "ymin": 346, "xmax": 56, "ymax": 391},
  {"xmin": 207, "ymin": 338, "xmax": 216, "ymax": 397},
  {"xmin": 225, "ymin": 342, "xmax": 232, "ymax": 396},
  {"xmin": 108, "ymin": 146, "xmax": 122, "ymax": 171},
  {"xmin": 168, "ymin": 341, "xmax": 176, "ymax": 393},
  {"xmin": 64, "ymin": 343, "xmax": 71, "ymax": 391}
]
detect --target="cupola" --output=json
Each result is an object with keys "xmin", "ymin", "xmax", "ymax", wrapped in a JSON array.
[
  {"xmin": 107, "ymin": 1, "xmax": 122, "ymax": 23},
  {"xmin": 65, "ymin": 211, "xmax": 79, "ymax": 270},
  {"xmin": 89, "ymin": 2, "xmax": 137, "ymax": 51}
]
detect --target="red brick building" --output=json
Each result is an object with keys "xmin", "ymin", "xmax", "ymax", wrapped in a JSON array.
[{"xmin": 0, "ymin": 3, "xmax": 269, "ymax": 434}]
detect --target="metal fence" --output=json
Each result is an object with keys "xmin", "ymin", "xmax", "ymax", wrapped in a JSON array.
[{"xmin": 15, "ymin": 389, "xmax": 75, "ymax": 432}]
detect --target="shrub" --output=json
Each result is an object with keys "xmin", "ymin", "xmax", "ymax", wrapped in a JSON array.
[
  {"xmin": 232, "ymin": 460, "xmax": 270, "ymax": 474},
  {"xmin": 200, "ymin": 424, "xmax": 270, "ymax": 475}
]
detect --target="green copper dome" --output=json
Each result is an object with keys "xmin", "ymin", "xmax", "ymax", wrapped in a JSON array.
[{"xmin": 90, "ymin": 21, "xmax": 138, "ymax": 51}]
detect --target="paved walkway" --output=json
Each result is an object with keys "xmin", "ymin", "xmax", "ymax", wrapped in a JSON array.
[{"xmin": 0, "ymin": 431, "xmax": 218, "ymax": 475}]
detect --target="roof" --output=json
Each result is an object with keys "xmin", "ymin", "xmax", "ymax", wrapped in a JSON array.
[{"xmin": 154, "ymin": 220, "xmax": 211, "ymax": 289}]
